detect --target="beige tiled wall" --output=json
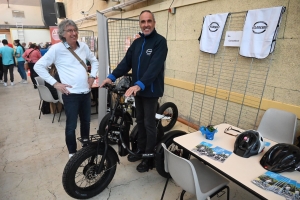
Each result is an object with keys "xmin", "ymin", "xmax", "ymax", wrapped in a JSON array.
[{"xmin": 61, "ymin": 0, "xmax": 300, "ymax": 139}]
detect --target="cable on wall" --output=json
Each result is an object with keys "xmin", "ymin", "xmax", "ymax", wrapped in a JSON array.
[{"xmin": 165, "ymin": 0, "xmax": 175, "ymax": 40}]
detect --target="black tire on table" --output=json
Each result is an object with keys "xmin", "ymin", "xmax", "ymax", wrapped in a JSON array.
[
  {"xmin": 157, "ymin": 102, "xmax": 178, "ymax": 132},
  {"xmin": 62, "ymin": 145, "xmax": 118, "ymax": 199},
  {"xmin": 155, "ymin": 130, "xmax": 189, "ymax": 178}
]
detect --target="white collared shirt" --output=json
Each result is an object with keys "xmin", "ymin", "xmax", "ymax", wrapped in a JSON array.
[{"xmin": 34, "ymin": 41, "xmax": 99, "ymax": 94}]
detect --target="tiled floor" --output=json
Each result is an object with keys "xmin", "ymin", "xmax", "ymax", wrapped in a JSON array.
[{"xmin": 0, "ymin": 73, "xmax": 260, "ymax": 200}]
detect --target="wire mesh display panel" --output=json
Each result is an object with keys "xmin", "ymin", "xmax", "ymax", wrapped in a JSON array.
[
  {"xmin": 78, "ymin": 30, "xmax": 96, "ymax": 55},
  {"xmin": 188, "ymin": 12, "xmax": 276, "ymax": 131},
  {"xmin": 107, "ymin": 18, "xmax": 140, "ymax": 73}
]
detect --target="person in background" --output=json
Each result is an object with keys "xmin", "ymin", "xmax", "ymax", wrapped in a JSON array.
[
  {"xmin": 21, "ymin": 42, "xmax": 27, "ymax": 50},
  {"xmin": 0, "ymin": 56, "xmax": 3, "ymax": 83},
  {"xmin": 0, "ymin": 39, "xmax": 15, "ymax": 86},
  {"xmin": 34, "ymin": 19, "xmax": 99, "ymax": 159},
  {"xmin": 40, "ymin": 47, "xmax": 48, "ymax": 56},
  {"xmin": 28, "ymin": 42, "xmax": 32, "ymax": 49},
  {"xmin": 45, "ymin": 42, "xmax": 51, "ymax": 49},
  {"xmin": 100, "ymin": 10, "xmax": 168, "ymax": 172},
  {"xmin": 22, "ymin": 43, "xmax": 41, "ymax": 89},
  {"xmin": 14, "ymin": 39, "xmax": 27, "ymax": 84},
  {"xmin": 7, "ymin": 42, "xmax": 13, "ymax": 48}
]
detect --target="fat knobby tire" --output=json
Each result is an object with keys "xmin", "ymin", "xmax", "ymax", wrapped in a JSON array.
[{"xmin": 62, "ymin": 146, "xmax": 117, "ymax": 199}]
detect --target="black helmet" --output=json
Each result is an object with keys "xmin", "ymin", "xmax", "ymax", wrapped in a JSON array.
[
  {"xmin": 233, "ymin": 130, "xmax": 265, "ymax": 158},
  {"xmin": 260, "ymin": 143, "xmax": 300, "ymax": 173}
]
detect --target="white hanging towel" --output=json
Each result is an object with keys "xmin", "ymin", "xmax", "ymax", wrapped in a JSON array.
[
  {"xmin": 239, "ymin": 6, "xmax": 285, "ymax": 59},
  {"xmin": 199, "ymin": 13, "xmax": 230, "ymax": 54}
]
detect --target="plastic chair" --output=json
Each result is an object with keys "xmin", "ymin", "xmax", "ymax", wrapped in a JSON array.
[
  {"xmin": 56, "ymin": 89, "xmax": 64, "ymax": 122},
  {"xmin": 35, "ymin": 77, "xmax": 45, "ymax": 110},
  {"xmin": 37, "ymin": 85, "xmax": 59, "ymax": 123},
  {"xmin": 257, "ymin": 108, "xmax": 297, "ymax": 144},
  {"xmin": 161, "ymin": 143, "xmax": 230, "ymax": 200},
  {"xmin": 35, "ymin": 76, "xmax": 45, "ymax": 86}
]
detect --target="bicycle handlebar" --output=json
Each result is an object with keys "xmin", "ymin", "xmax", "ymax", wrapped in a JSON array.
[{"xmin": 103, "ymin": 84, "xmax": 128, "ymax": 95}]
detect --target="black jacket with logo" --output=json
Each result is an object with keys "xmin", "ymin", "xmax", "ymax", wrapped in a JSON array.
[{"xmin": 111, "ymin": 29, "xmax": 168, "ymax": 97}]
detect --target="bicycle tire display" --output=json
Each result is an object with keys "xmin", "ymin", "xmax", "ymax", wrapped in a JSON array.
[
  {"xmin": 157, "ymin": 102, "xmax": 178, "ymax": 132},
  {"xmin": 62, "ymin": 145, "xmax": 118, "ymax": 199},
  {"xmin": 155, "ymin": 130, "xmax": 189, "ymax": 178}
]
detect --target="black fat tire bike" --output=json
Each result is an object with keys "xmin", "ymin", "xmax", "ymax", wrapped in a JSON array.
[{"xmin": 62, "ymin": 84, "xmax": 189, "ymax": 199}]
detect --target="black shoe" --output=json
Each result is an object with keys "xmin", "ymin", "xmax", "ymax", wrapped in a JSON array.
[
  {"xmin": 127, "ymin": 149, "xmax": 144, "ymax": 162},
  {"xmin": 137, "ymin": 159, "xmax": 149, "ymax": 173}
]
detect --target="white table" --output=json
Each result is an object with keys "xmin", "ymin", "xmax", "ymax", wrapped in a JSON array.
[{"xmin": 173, "ymin": 123, "xmax": 300, "ymax": 200}]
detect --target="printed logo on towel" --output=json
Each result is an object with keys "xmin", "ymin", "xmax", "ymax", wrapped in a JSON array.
[
  {"xmin": 252, "ymin": 21, "xmax": 268, "ymax": 34},
  {"xmin": 208, "ymin": 22, "xmax": 220, "ymax": 32},
  {"xmin": 146, "ymin": 49, "xmax": 152, "ymax": 56}
]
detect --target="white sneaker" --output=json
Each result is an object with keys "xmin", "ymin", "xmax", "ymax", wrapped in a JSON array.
[
  {"xmin": 4, "ymin": 82, "xmax": 7, "ymax": 87},
  {"xmin": 22, "ymin": 80, "xmax": 28, "ymax": 84},
  {"xmin": 69, "ymin": 154, "xmax": 74, "ymax": 159},
  {"xmin": 0, "ymin": 80, "xmax": 3, "ymax": 83},
  {"xmin": 11, "ymin": 82, "xmax": 14, "ymax": 86}
]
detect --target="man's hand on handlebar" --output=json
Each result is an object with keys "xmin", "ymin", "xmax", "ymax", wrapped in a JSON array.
[
  {"xmin": 100, "ymin": 78, "xmax": 112, "ymax": 88},
  {"xmin": 125, "ymin": 85, "xmax": 140, "ymax": 97}
]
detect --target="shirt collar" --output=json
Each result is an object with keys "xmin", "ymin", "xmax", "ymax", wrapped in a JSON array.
[{"xmin": 63, "ymin": 41, "xmax": 80, "ymax": 49}]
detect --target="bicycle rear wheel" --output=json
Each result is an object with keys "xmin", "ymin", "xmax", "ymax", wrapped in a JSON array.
[{"xmin": 157, "ymin": 102, "xmax": 178, "ymax": 132}]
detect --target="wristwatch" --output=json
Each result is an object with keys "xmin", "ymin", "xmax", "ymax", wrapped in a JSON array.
[{"xmin": 89, "ymin": 75, "xmax": 95, "ymax": 79}]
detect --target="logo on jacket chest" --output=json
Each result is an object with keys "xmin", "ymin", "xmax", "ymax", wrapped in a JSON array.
[{"xmin": 146, "ymin": 49, "xmax": 152, "ymax": 56}]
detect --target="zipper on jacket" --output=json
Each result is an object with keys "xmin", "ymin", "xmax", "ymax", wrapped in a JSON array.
[{"xmin": 137, "ymin": 38, "xmax": 146, "ymax": 81}]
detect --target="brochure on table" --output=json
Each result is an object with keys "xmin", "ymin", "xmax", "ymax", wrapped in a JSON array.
[
  {"xmin": 252, "ymin": 171, "xmax": 299, "ymax": 200},
  {"xmin": 192, "ymin": 141, "xmax": 232, "ymax": 163}
]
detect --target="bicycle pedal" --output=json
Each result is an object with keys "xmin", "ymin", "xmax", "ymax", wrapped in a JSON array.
[{"xmin": 81, "ymin": 138, "xmax": 90, "ymax": 144}]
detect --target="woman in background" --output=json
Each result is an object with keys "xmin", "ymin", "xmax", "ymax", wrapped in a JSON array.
[
  {"xmin": 22, "ymin": 43, "xmax": 41, "ymax": 89},
  {"xmin": 14, "ymin": 39, "xmax": 27, "ymax": 84}
]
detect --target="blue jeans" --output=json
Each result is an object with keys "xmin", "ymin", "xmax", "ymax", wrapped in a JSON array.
[
  {"xmin": 134, "ymin": 96, "xmax": 158, "ymax": 153},
  {"xmin": 62, "ymin": 93, "xmax": 91, "ymax": 153},
  {"xmin": 17, "ymin": 61, "xmax": 27, "ymax": 80}
]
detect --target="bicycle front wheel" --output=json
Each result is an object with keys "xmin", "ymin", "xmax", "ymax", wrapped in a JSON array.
[{"xmin": 62, "ymin": 146, "xmax": 118, "ymax": 199}]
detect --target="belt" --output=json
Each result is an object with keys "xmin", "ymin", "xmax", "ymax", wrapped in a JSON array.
[{"xmin": 69, "ymin": 90, "xmax": 90, "ymax": 95}]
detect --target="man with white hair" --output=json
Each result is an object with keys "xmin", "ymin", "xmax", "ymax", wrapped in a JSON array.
[{"xmin": 34, "ymin": 19, "xmax": 99, "ymax": 159}]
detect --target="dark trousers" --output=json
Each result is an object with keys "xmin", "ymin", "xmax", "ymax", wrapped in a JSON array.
[
  {"xmin": 134, "ymin": 96, "xmax": 159, "ymax": 153},
  {"xmin": 28, "ymin": 62, "xmax": 38, "ymax": 88},
  {"xmin": 0, "ymin": 63, "xmax": 3, "ymax": 80},
  {"xmin": 62, "ymin": 93, "xmax": 91, "ymax": 154},
  {"xmin": 3, "ymin": 64, "xmax": 14, "ymax": 83}
]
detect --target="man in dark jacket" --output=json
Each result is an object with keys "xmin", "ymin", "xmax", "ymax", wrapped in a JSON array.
[{"xmin": 100, "ymin": 10, "xmax": 168, "ymax": 172}]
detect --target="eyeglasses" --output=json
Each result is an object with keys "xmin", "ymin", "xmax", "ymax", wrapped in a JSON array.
[
  {"xmin": 64, "ymin": 29, "xmax": 78, "ymax": 33},
  {"xmin": 224, "ymin": 126, "xmax": 241, "ymax": 137}
]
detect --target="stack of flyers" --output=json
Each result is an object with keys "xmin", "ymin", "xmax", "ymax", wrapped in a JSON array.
[
  {"xmin": 209, "ymin": 146, "xmax": 232, "ymax": 163},
  {"xmin": 252, "ymin": 171, "xmax": 299, "ymax": 200},
  {"xmin": 192, "ymin": 141, "xmax": 232, "ymax": 163}
]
